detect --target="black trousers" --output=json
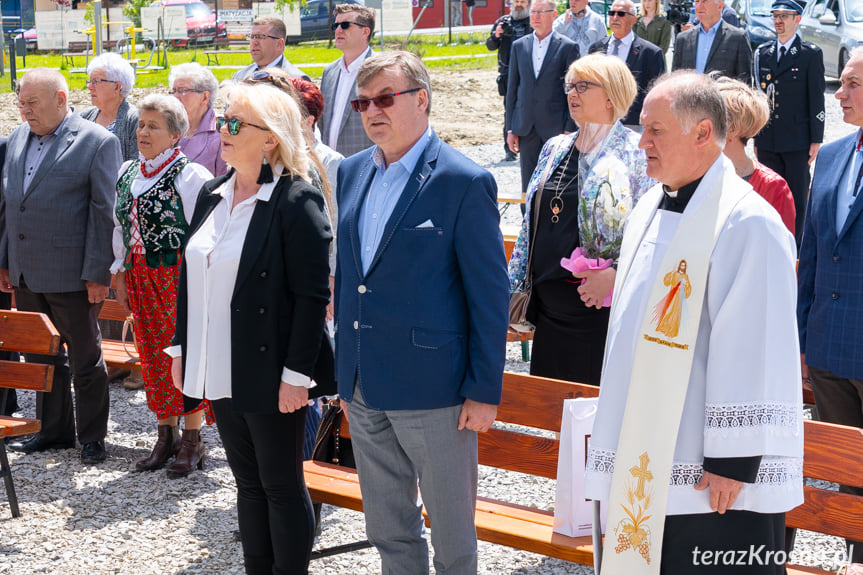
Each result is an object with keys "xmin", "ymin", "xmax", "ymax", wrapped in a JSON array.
[
  {"xmin": 212, "ymin": 399, "xmax": 313, "ymax": 575},
  {"xmin": 756, "ymin": 148, "xmax": 811, "ymax": 246},
  {"xmin": 14, "ymin": 283, "xmax": 108, "ymax": 444},
  {"xmin": 518, "ymin": 128, "xmax": 547, "ymax": 197}
]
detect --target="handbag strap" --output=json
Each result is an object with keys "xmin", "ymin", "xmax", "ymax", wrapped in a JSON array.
[
  {"xmin": 524, "ymin": 135, "xmax": 572, "ymax": 289},
  {"xmin": 122, "ymin": 314, "xmax": 140, "ymax": 361}
]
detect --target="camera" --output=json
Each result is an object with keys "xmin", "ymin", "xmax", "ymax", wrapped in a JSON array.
[
  {"xmin": 499, "ymin": 15, "xmax": 515, "ymax": 36},
  {"xmin": 667, "ymin": 1, "xmax": 693, "ymax": 26}
]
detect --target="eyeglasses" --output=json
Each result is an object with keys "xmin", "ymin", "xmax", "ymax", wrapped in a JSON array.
[
  {"xmin": 564, "ymin": 80, "xmax": 602, "ymax": 94},
  {"xmin": 332, "ymin": 20, "xmax": 369, "ymax": 30},
  {"xmin": 529, "ymin": 8, "xmax": 557, "ymax": 14},
  {"xmin": 350, "ymin": 87, "xmax": 422, "ymax": 112},
  {"xmin": 771, "ymin": 12, "xmax": 797, "ymax": 20},
  {"xmin": 87, "ymin": 78, "xmax": 118, "ymax": 87},
  {"xmin": 608, "ymin": 10, "xmax": 635, "ymax": 17},
  {"xmin": 169, "ymin": 88, "xmax": 203, "ymax": 96},
  {"xmin": 216, "ymin": 116, "xmax": 271, "ymax": 135},
  {"xmin": 246, "ymin": 33, "xmax": 281, "ymax": 41}
]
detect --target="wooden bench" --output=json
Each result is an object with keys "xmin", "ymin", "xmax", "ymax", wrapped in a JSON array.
[
  {"xmin": 98, "ymin": 293, "xmax": 141, "ymax": 372},
  {"xmin": 305, "ymin": 371, "xmax": 863, "ymax": 572},
  {"xmin": 62, "ymin": 40, "xmax": 117, "ymax": 68},
  {"xmin": 204, "ymin": 37, "xmax": 250, "ymax": 66},
  {"xmin": 0, "ymin": 310, "xmax": 60, "ymax": 518}
]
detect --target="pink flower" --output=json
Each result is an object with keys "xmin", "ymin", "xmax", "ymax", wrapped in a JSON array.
[{"xmin": 560, "ymin": 247, "xmax": 614, "ymax": 308}]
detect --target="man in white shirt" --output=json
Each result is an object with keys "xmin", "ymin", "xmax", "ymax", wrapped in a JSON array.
[
  {"xmin": 232, "ymin": 16, "xmax": 310, "ymax": 81},
  {"xmin": 319, "ymin": 4, "xmax": 376, "ymax": 158},
  {"xmin": 552, "ymin": 0, "xmax": 606, "ymax": 57}
]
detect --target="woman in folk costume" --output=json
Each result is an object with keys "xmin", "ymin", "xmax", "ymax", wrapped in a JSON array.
[
  {"xmin": 112, "ymin": 94, "xmax": 215, "ymax": 477},
  {"xmin": 508, "ymin": 54, "xmax": 654, "ymax": 385}
]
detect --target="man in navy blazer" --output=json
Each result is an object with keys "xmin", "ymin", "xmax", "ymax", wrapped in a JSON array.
[
  {"xmin": 506, "ymin": 0, "xmax": 580, "ymax": 197},
  {"xmin": 588, "ymin": 0, "xmax": 665, "ymax": 127},
  {"xmin": 334, "ymin": 52, "xmax": 509, "ymax": 574},
  {"xmin": 797, "ymin": 47, "xmax": 863, "ymax": 565}
]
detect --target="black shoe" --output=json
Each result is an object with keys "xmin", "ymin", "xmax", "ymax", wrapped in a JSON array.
[
  {"xmin": 81, "ymin": 440, "xmax": 107, "ymax": 464},
  {"xmin": 504, "ymin": 151, "xmax": 518, "ymax": 162},
  {"xmin": 8, "ymin": 435, "xmax": 75, "ymax": 454}
]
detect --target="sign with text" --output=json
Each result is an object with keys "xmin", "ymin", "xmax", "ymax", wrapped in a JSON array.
[
  {"xmin": 141, "ymin": 5, "xmax": 187, "ymax": 40},
  {"xmin": 376, "ymin": 0, "xmax": 413, "ymax": 32},
  {"xmin": 35, "ymin": 9, "xmax": 90, "ymax": 51},
  {"xmin": 218, "ymin": 9, "xmax": 253, "ymax": 39},
  {"xmin": 251, "ymin": 2, "xmax": 301, "ymax": 36}
]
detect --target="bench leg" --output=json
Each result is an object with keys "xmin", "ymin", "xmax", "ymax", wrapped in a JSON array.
[{"xmin": 0, "ymin": 444, "xmax": 20, "ymax": 518}]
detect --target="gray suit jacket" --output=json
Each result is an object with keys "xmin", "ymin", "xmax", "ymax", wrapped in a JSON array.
[
  {"xmin": 671, "ymin": 20, "xmax": 752, "ymax": 84},
  {"xmin": 319, "ymin": 47, "xmax": 374, "ymax": 158},
  {"xmin": 0, "ymin": 113, "xmax": 121, "ymax": 293},
  {"xmin": 232, "ymin": 55, "xmax": 311, "ymax": 82}
]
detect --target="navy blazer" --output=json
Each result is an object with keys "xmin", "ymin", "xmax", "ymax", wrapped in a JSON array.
[
  {"xmin": 797, "ymin": 132, "xmax": 863, "ymax": 380},
  {"xmin": 589, "ymin": 34, "xmax": 666, "ymax": 126},
  {"xmin": 505, "ymin": 32, "xmax": 580, "ymax": 140},
  {"xmin": 334, "ymin": 131, "xmax": 510, "ymax": 410}
]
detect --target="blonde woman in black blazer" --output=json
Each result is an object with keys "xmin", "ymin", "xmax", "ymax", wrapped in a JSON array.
[{"xmin": 169, "ymin": 82, "xmax": 334, "ymax": 575}]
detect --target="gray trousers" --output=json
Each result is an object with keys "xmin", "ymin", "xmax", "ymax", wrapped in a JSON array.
[{"xmin": 348, "ymin": 384, "xmax": 479, "ymax": 574}]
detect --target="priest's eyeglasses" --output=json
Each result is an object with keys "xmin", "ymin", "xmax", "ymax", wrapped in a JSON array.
[
  {"xmin": 216, "ymin": 116, "xmax": 271, "ymax": 135},
  {"xmin": 564, "ymin": 80, "xmax": 602, "ymax": 94},
  {"xmin": 350, "ymin": 87, "xmax": 422, "ymax": 112}
]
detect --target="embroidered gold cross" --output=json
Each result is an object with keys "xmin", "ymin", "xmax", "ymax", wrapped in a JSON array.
[{"xmin": 629, "ymin": 452, "xmax": 653, "ymax": 500}]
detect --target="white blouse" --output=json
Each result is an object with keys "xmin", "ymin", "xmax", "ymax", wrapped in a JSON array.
[
  {"xmin": 110, "ymin": 150, "xmax": 213, "ymax": 274},
  {"xmin": 165, "ymin": 171, "xmax": 314, "ymax": 401}
]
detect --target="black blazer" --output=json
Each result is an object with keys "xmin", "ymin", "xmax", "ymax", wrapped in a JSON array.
[
  {"xmin": 176, "ymin": 171, "xmax": 336, "ymax": 414},
  {"xmin": 589, "ymin": 35, "xmax": 666, "ymax": 126},
  {"xmin": 671, "ymin": 20, "xmax": 753, "ymax": 84}
]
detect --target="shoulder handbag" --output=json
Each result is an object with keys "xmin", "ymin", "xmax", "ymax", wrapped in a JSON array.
[
  {"xmin": 311, "ymin": 398, "xmax": 355, "ymax": 468},
  {"xmin": 509, "ymin": 137, "xmax": 569, "ymax": 333}
]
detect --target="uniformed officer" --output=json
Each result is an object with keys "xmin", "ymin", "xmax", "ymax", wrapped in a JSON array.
[{"xmin": 754, "ymin": 0, "xmax": 825, "ymax": 245}]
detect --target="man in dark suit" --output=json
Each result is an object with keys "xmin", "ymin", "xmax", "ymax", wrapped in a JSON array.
[
  {"xmin": 319, "ymin": 3, "xmax": 375, "ymax": 158},
  {"xmin": 589, "ymin": 0, "xmax": 665, "ymax": 128},
  {"xmin": 797, "ymin": 47, "xmax": 863, "ymax": 565},
  {"xmin": 0, "ymin": 68, "xmax": 121, "ymax": 464},
  {"xmin": 335, "ymin": 51, "xmax": 509, "ymax": 574},
  {"xmin": 232, "ymin": 16, "xmax": 310, "ymax": 81},
  {"xmin": 672, "ymin": 0, "xmax": 752, "ymax": 83},
  {"xmin": 506, "ymin": 0, "xmax": 580, "ymax": 197},
  {"xmin": 755, "ymin": 0, "xmax": 825, "ymax": 245}
]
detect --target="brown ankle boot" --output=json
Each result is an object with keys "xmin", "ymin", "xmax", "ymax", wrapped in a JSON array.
[
  {"xmin": 166, "ymin": 429, "xmax": 205, "ymax": 479},
  {"xmin": 135, "ymin": 425, "xmax": 179, "ymax": 472}
]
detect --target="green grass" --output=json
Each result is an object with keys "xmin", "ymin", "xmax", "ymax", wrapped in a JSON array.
[{"xmin": 0, "ymin": 31, "xmax": 495, "ymax": 93}]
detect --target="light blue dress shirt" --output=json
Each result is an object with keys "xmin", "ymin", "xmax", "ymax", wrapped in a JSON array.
[
  {"xmin": 695, "ymin": 20, "xmax": 721, "ymax": 73},
  {"xmin": 836, "ymin": 131, "xmax": 863, "ymax": 233},
  {"xmin": 359, "ymin": 127, "xmax": 431, "ymax": 273}
]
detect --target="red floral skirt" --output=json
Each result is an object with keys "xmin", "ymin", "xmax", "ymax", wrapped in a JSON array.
[{"xmin": 125, "ymin": 253, "xmax": 214, "ymax": 424}]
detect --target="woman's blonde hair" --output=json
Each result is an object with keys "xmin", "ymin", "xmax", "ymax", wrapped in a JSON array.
[
  {"xmin": 714, "ymin": 75, "xmax": 769, "ymax": 141},
  {"xmin": 565, "ymin": 54, "xmax": 638, "ymax": 123},
  {"xmin": 221, "ymin": 82, "xmax": 310, "ymax": 184}
]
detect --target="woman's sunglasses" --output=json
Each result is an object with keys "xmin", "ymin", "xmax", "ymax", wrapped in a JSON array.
[
  {"xmin": 216, "ymin": 116, "xmax": 270, "ymax": 135},
  {"xmin": 350, "ymin": 87, "xmax": 422, "ymax": 113}
]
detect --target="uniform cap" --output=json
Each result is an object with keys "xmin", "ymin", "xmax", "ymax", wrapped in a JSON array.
[{"xmin": 771, "ymin": 0, "xmax": 804, "ymax": 14}]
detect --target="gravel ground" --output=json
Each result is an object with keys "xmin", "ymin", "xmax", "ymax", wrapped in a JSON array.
[{"xmin": 0, "ymin": 79, "xmax": 857, "ymax": 574}]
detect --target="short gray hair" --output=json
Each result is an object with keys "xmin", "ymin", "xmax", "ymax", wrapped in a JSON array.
[
  {"xmin": 655, "ymin": 70, "xmax": 726, "ymax": 144},
  {"xmin": 87, "ymin": 53, "xmax": 136, "ymax": 98},
  {"xmin": 169, "ymin": 62, "xmax": 219, "ymax": 108},
  {"xmin": 357, "ymin": 51, "xmax": 432, "ymax": 115},
  {"xmin": 137, "ymin": 93, "xmax": 189, "ymax": 138},
  {"xmin": 20, "ymin": 67, "xmax": 68, "ymax": 96}
]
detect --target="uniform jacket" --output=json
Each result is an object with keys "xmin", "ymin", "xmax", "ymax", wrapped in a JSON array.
[
  {"xmin": 176, "ymin": 171, "xmax": 336, "ymax": 414},
  {"xmin": 0, "ymin": 113, "xmax": 120, "ymax": 292},
  {"xmin": 505, "ymin": 31, "xmax": 580, "ymax": 139},
  {"xmin": 319, "ymin": 46, "xmax": 375, "ymax": 158},
  {"xmin": 798, "ymin": 132, "xmax": 863, "ymax": 380},
  {"xmin": 671, "ymin": 19, "xmax": 753, "ymax": 83},
  {"xmin": 589, "ymin": 34, "xmax": 666, "ymax": 126},
  {"xmin": 754, "ymin": 35, "xmax": 825, "ymax": 153},
  {"xmin": 334, "ymin": 130, "xmax": 510, "ymax": 410}
]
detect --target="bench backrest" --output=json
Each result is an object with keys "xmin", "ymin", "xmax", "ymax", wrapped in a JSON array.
[{"xmin": 0, "ymin": 310, "xmax": 60, "ymax": 392}]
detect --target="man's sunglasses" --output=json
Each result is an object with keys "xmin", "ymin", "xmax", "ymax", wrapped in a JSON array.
[
  {"xmin": 332, "ymin": 20, "xmax": 369, "ymax": 30},
  {"xmin": 350, "ymin": 87, "xmax": 422, "ymax": 112},
  {"xmin": 216, "ymin": 116, "xmax": 271, "ymax": 135},
  {"xmin": 608, "ymin": 10, "xmax": 634, "ymax": 17}
]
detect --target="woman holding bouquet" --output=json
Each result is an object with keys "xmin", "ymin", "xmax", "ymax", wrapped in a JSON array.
[{"xmin": 508, "ymin": 54, "xmax": 653, "ymax": 385}]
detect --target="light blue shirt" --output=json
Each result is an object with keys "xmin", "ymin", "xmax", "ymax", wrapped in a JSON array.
[
  {"xmin": 695, "ymin": 20, "xmax": 721, "ymax": 73},
  {"xmin": 836, "ymin": 130, "xmax": 863, "ymax": 233},
  {"xmin": 359, "ymin": 127, "xmax": 431, "ymax": 273}
]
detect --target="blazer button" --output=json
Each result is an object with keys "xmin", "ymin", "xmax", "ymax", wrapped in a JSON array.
[
  {"xmin": 358, "ymin": 285, "xmax": 367, "ymax": 294},
  {"xmin": 353, "ymin": 321, "xmax": 359, "ymax": 330},
  {"xmin": 258, "ymin": 307, "xmax": 265, "ymax": 314},
  {"xmin": 833, "ymin": 255, "xmax": 841, "ymax": 262},
  {"xmin": 18, "ymin": 234, "xmax": 24, "ymax": 240},
  {"xmin": 260, "ymin": 271, "xmax": 268, "ymax": 278},
  {"xmin": 18, "ymin": 206, "xmax": 24, "ymax": 212},
  {"xmin": 832, "ymin": 292, "xmax": 839, "ymax": 300},
  {"xmin": 259, "ymin": 345, "xmax": 267, "ymax": 352}
]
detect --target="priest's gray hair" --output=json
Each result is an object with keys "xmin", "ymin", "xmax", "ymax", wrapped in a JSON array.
[{"xmin": 656, "ymin": 71, "xmax": 727, "ymax": 146}]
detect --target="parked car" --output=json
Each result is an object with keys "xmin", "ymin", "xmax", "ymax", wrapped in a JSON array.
[
  {"xmin": 23, "ymin": 26, "xmax": 37, "ymax": 49},
  {"xmin": 150, "ymin": 0, "xmax": 227, "ymax": 47},
  {"xmin": 799, "ymin": 0, "xmax": 863, "ymax": 77},
  {"xmin": 285, "ymin": 0, "xmax": 359, "ymax": 44},
  {"xmin": 728, "ymin": 0, "xmax": 776, "ymax": 49}
]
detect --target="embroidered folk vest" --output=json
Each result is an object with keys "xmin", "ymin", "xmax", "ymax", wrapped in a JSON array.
[{"xmin": 115, "ymin": 158, "xmax": 190, "ymax": 269}]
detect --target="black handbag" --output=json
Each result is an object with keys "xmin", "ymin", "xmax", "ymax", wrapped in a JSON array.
[{"xmin": 311, "ymin": 398, "xmax": 355, "ymax": 469}]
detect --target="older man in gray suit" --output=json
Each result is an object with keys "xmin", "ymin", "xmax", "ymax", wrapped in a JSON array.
[
  {"xmin": 671, "ymin": 0, "xmax": 752, "ymax": 83},
  {"xmin": 319, "ymin": 3, "xmax": 375, "ymax": 158},
  {"xmin": 0, "ymin": 68, "xmax": 121, "ymax": 464}
]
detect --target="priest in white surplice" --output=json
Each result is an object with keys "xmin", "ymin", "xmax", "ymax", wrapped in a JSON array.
[{"xmin": 584, "ymin": 71, "xmax": 803, "ymax": 574}]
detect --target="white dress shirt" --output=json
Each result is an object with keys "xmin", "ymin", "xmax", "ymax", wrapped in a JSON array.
[
  {"xmin": 328, "ymin": 49, "xmax": 370, "ymax": 150},
  {"xmin": 532, "ymin": 32, "xmax": 553, "ymax": 78}
]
